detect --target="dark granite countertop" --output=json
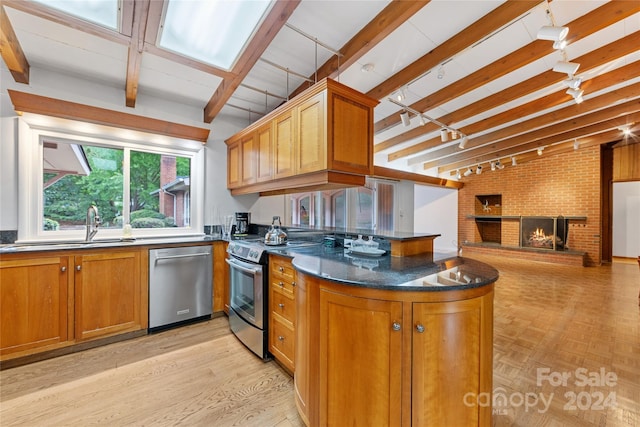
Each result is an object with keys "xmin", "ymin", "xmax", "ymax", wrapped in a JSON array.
[
  {"xmin": 0, "ymin": 235, "xmax": 221, "ymax": 254},
  {"xmin": 272, "ymin": 245, "xmax": 498, "ymax": 292}
]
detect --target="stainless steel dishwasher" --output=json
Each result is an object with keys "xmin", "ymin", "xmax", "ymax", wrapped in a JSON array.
[{"xmin": 149, "ymin": 245, "xmax": 212, "ymax": 332}]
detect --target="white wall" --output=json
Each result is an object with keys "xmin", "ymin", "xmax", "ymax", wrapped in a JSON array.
[
  {"xmin": 414, "ymin": 185, "xmax": 458, "ymax": 254},
  {"xmin": 612, "ymin": 181, "xmax": 640, "ymax": 258},
  {"xmin": 0, "ymin": 117, "xmax": 18, "ymax": 229}
]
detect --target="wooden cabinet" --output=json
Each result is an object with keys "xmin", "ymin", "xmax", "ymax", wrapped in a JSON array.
[
  {"xmin": 269, "ymin": 254, "xmax": 296, "ymax": 372},
  {"xmin": 273, "ymin": 109, "xmax": 295, "ymax": 179},
  {"xmin": 256, "ymin": 122, "xmax": 273, "ymax": 182},
  {"xmin": 74, "ymin": 250, "xmax": 143, "ymax": 342},
  {"xmin": 0, "ymin": 254, "xmax": 73, "ymax": 357},
  {"xmin": 296, "ymin": 272, "xmax": 494, "ymax": 427},
  {"xmin": 296, "ymin": 93, "xmax": 326, "ymax": 175},
  {"xmin": 1, "ymin": 247, "xmax": 147, "ymax": 361},
  {"xmin": 319, "ymin": 288, "xmax": 403, "ymax": 426},
  {"xmin": 227, "ymin": 139, "xmax": 241, "ymax": 188},
  {"xmin": 225, "ymin": 78, "xmax": 378, "ymax": 196},
  {"xmin": 213, "ymin": 241, "xmax": 230, "ymax": 314}
]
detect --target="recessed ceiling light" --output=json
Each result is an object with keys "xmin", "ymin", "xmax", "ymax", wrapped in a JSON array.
[{"xmin": 361, "ymin": 63, "xmax": 375, "ymax": 73}]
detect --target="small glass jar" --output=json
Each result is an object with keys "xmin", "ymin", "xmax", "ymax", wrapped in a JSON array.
[{"xmin": 364, "ymin": 236, "xmax": 379, "ymax": 252}]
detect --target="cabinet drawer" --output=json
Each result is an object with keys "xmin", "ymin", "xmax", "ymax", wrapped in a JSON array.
[
  {"xmin": 271, "ymin": 277, "xmax": 295, "ymax": 297},
  {"xmin": 270, "ymin": 257, "xmax": 295, "ymax": 282},
  {"xmin": 270, "ymin": 315, "xmax": 295, "ymax": 370},
  {"xmin": 271, "ymin": 290, "xmax": 295, "ymax": 324}
]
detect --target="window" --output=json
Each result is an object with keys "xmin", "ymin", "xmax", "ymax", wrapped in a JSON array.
[
  {"xmin": 288, "ymin": 179, "xmax": 396, "ymax": 232},
  {"xmin": 18, "ymin": 115, "xmax": 204, "ymax": 242}
]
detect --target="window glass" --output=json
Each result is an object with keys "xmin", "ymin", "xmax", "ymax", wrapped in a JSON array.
[
  {"xmin": 332, "ymin": 191, "xmax": 346, "ymax": 228},
  {"xmin": 354, "ymin": 187, "xmax": 373, "ymax": 229},
  {"xmin": 43, "ymin": 143, "xmax": 123, "ymax": 231},
  {"xmin": 41, "ymin": 140, "xmax": 193, "ymax": 234}
]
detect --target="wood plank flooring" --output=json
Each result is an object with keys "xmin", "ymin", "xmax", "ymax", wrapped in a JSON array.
[{"xmin": 1, "ymin": 255, "xmax": 638, "ymax": 426}]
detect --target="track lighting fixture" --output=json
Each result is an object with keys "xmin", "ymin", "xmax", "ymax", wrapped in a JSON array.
[
  {"xmin": 476, "ymin": 165, "xmax": 483, "ymax": 175},
  {"xmin": 437, "ymin": 65, "xmax": 445, "ymax": 80},
  {"xmin": 456, "ymin": 169, "xmax": 461, "ymax": 179},
  {"xmin": 495, "ymin": 160, "xmax": 505, "ymax": 170},
  {"xmin": 537, "ymin": 25, "xmax": 569, "ymax": 43},
  {"xmin": 511, "ymin": 157, "xmax": 517, "ymax": 166},
  {"xmin": 396, "ymin": 87, "xmax": 406, "ymax": 102},
  {"xmin": 463, "ymin": 168, "xmax": 474, "ymax": 177},
  {"xmin": 490, "ymin": 161, "xmax": 496, "ymax": 171},
  {"xmin": 440, "ymin": 129, "xmax": 450, "ymax": 142},
  {"xmin": 419, "ymin": 115, "xmax": 426, "ymax": 126},
  {"xmin": 450, "ymin": 130, "xmax": 459, "ymax": 140},
  {"xmin": 573, "ymin": 139, "xmax": 580, "ymax": 150},
  {"xmin": 400, "ymin": 110, "xmax": 410, "ymax": 127},
  {"xmin": 620, "ymin": 126, "xmax": 632, "ymax": 136},
  {"xmin": 563, "ymin": 76, "xmax": 582, "ymax": 90},
  {"xmin": 553, "ymin": 61, "xmax": 580, "ymax": 76},
  {"xmin": 566, "ymin": 88, "xmax": 583, "ymax": 104},
  {"xmin": 537, "ymin": 147, "xmax": 544, "ymax": 156},
  {"xmin": 458, "ymin": 136, "xmax": 468, "ymax": 149}
]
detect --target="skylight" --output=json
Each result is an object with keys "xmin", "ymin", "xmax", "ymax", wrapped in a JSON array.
[
  {"xmin": 159, "ymin": 0, "xmax": 273, "ymax": 71},
  {"xmin": 31, "ymin": 0, "xmax": 119, "ymax": 30}
]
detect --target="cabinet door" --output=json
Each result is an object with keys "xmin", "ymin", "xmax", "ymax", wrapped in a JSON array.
[
  {"xmin": 74, "ymin": 250, "xmax": 142, "ymax": 341},
  {"xmin": 240, "ymin": 134, "xmax": 257, "ymax": 185},
  {"xmin": 273, "ymin": 109, "xmax": 295, "ymax": 179},
  {"xmin": 412, "ymin": 296, "xmax": 493, "ymax": 426},
  {"xmin": 297, "ymin": 93, "xmax": 326, "ymax": 174},
  {"xmin": 319, "ymin": 289, "xmax": 403, "ymax": 427},
  {"xmin": 213, "ymin": 241, "xmax": 229, "ymax": 314},
  {"xmin": 256, "ymin": 123, "xmax": 273, "ymax": 182},
  {"xmin": 227, "ymin": 140, "xmax": 241, "ymax": 188},
  {"xmin": 1, "ymin": 255, "xmax": 72, "ymax": 356}
]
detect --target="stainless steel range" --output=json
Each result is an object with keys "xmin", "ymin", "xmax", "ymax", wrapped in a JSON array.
[
  {"xmin": 226, "ymin": 240, "xmax": 270, "ymax": 360},
  {"xmin": 226, "ymin": 237, "xmax": 321, "ymax": 360}
]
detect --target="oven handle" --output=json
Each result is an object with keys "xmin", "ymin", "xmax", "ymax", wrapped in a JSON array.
[{"xmin": 225, "ymin": 257, "xmax": 261, "ymax": 274}]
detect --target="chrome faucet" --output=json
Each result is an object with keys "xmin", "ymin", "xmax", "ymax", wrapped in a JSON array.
[{"xmin": 85, "ymin": 205, "xmax": 100, "ymax": 242}]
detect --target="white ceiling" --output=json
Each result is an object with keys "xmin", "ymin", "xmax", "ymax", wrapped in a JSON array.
[{"xmin": 1, "ymin": 0, "xmax": 639, "ymax": 179}]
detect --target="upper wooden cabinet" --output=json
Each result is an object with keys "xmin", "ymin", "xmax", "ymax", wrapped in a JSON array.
[{"xmin": 225, "ymin": 78, "xmax": 379, "ymax": 196}]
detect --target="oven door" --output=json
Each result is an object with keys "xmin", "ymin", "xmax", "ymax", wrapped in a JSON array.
[{"xmin": 226, "ymin": 255, "xmax": 264, "ymax": 329}]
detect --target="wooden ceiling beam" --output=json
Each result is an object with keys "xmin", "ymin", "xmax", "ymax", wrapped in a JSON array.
[
  {"xmin": 367, "ymin": 0, "xmax": 541, "ymax": 106},
  {"xmin": 374, "ymin": 1, "xmax": 640, "ymax": 134},
  {"xmin": 377, "ymin": 30, "xmax": 640, "ymax": 154},
  {"xmin": 392, "ymin": 58, "xmax": 640, "ymax": 164},
  {"xmin": 287, "ymin": 0, "xmax": 429, "ymax": 100},
  {"xmin": 8, "ymin": 90, "xmax": 210, "ymax": 142},
  {"xmin": 426, "ymin": 98, "xmax": 640, "ymax": 171},
  {"xmin": 203, "ymin": 0, "xmax": 300, "ymax": 124},
  {"xmin": 0, "ymin": 3, "xmax": 29, "ymax": 83},
  {"xmin": 125, "ymin": 0, "xmax": 150, "ymax": 108}
]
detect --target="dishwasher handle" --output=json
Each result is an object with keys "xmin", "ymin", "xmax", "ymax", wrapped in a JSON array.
[
  {"xmin": 225, "ymin": 257, "xmax": 261, "ymax": 274},
  {"xmin": 154, "ymin": 252, "xmax": 211, "ymax": 262}
]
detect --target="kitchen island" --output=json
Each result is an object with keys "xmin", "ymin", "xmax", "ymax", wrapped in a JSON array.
[{"xmin": 286, "ymin": 246, "xmax": 498, "ymax": 427}]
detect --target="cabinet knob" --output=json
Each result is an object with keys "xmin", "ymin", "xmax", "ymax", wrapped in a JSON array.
[
  {"xmin": 61, "ymin": 266, "xmax": 67, "ymax": 272},
  {"xmin": 279, "ymin": 281, "xmax": 284, "ymax": 287},
  {"xmin": 416, "ymin": 324, "xmax": 425, "ymax": 333},
  {"xmin": 278, "ymin": 335, "xmax": 285, "ymax": 341},
  {"xmin": 278, "ymin": 266, "xmax": 284, "ymax": 272},
  {"xmin": 76, "ymin": 265, "xmax": 81, "ymax": 271},
  {"xmin": 278, "ymin": 303, "xmax": 285, "ymax": 308},
  {"xmin": 292, "ymin": 281, "xmax": 296, "ymax": 287},
  {"xmin": 392, "ymin": 322, "xmax": 401, "ymax": 331}
]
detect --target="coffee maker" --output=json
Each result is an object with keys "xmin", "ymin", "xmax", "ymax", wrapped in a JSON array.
[{"xmin": 234, "ymin": 212, "xmax": 250, "ymax": 235}]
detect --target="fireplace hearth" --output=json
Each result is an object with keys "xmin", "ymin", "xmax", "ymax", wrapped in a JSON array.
[{"xmin": 520, "ymin": 216, "xmax": 568, "ymax": 251}]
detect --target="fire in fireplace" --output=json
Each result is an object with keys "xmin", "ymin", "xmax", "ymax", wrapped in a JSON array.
[{"xmin": 520, "ymin": 216, "xmax": 568, "ymax": 251}]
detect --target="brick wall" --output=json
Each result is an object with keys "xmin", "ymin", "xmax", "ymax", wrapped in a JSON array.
[{"xmin": 458, "ymin": 146, "xmax": 601, "ymax": 265}]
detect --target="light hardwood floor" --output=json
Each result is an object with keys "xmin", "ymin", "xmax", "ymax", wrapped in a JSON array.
[{"xmin": 1, "ymin": 255, "xmax": 638, "ymax": 426}]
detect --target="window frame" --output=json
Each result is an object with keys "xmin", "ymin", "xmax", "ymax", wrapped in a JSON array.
[{"xmin": 17, "ymin": 115, "xmax": 205, "ymax": 243}]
